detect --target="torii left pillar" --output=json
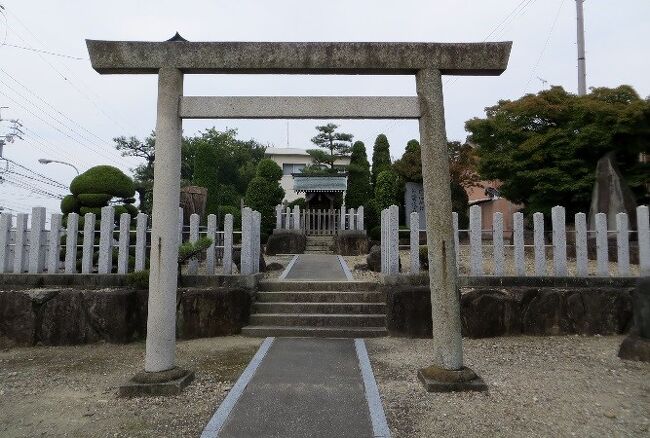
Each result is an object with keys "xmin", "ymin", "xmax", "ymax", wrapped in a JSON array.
[{"xmin": 120, "ymin": 67, "xmax": 194, "ymax": 396}]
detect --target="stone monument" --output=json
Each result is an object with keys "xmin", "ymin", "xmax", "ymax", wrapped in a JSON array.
[
  {"xmin": 588, "ymin": 151, "xmax": 637, "ymax": 230},
  {"xmin": 405, "ymin": 182, "xmax": 426, "ymax": 229},
  {"xmin": 87, "ymin": 35, "xmax": 511, "ymax": 394}
]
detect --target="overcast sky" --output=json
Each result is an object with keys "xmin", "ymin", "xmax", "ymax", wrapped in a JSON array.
[{"xmin": 1, "ymin": 0, "xmax": 649, "ymax": 215}]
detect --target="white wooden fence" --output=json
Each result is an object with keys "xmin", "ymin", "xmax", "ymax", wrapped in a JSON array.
[
  {"xmin": 275, "ymin": 205, "xmax": 364, "ymax": 235},
  {"xmin": 381, "ymin": 204, "xmax": 650, "ymax": 277},
  {"xmin": 0, "ymin": 206, "xmax": 261, "ymax": 275}
]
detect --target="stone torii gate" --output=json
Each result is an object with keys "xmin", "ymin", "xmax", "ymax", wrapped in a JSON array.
[{"xmin": 87, "ymin": 36, "xmax": 511, "ymax": 393}]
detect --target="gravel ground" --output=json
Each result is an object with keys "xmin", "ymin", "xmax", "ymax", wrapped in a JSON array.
[
  {"xmin": 367, "ymin": 336, "xmax": 650, "ymax": 438},
  {"xmin": 344, "ymin": 246, "xmax": 640, "ymax": 281},
  {"xmin": 0, "ymin": 337, "xmax": 262, "ymax": 438}
]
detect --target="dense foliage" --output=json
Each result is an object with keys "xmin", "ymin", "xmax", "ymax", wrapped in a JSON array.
[
  {"xmin": 345, "ymin": 141, "xmax": 372, "ymax": 209},
  {"xmin": 466, "ymin": 85, "xmax": 650, "ymax": 215},
  {"xmin": 371, "ymin": 134, "xmax": 392, "ymax": 188},
  {"xmin": 62, "ymin": 165, "xmax": 137, "ymax": 222},
  {"xmin": 374, "ymin": 170, "xmax": 401, "ymax": 211},
  {"xmin": 306, "ymin": 123, "xmax": 353, "ymax": 173},
  {"xmin": 244, "ymin": 159, "xmax": 285, "ymax": 235}
]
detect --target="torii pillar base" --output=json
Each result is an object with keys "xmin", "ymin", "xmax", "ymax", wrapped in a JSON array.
[
  {"xmin": 417, "ymin": 365, "xmax": 487, "ymax": 393},
  {"xmin": 119, "ymin": 367, "xmax": 195, "ymax": 397}
]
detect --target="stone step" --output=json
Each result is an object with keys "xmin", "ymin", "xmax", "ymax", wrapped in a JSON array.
[
  {"xmin": 255, "ymin": 291, "xmax": 384, "ymax": 303},
  {"xmin": 258, "ymin": 281, "xmax": 381, "ymax": 292},
  {"xmin": 241, "ymin": 325, "xmax": 387, "ymax": 338},
  {"xmin": 249, "ymin": 313, "xmax": 385, "ymax": 328},
  {"xmin": 253, "ymin": 302, "xmax": 385, "ymax": 314}
]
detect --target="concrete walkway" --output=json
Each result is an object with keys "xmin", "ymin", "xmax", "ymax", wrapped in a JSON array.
[
  {"xmin": 281, "ymin": 254, "xmax": 352, "ymax": 281},
  {"xmin": 202, "ymin": 338, "xmax": 390, "ymax": 438}
]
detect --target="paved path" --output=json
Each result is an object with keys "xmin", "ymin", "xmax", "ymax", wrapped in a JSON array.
[
  {"xmin": 202, "ymin": 338, "xmax": 390, "ymax": 438},
  {"xmin": 281, "ymin": 254, "xmax": 352, "ymax": 281}
]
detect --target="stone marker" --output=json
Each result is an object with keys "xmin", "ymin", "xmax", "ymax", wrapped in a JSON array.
[{"xmin": 618, "ymin": 277, "xmax": 650, "ymax": 362}]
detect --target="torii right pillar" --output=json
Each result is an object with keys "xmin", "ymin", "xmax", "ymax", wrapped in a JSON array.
[{"xmin": 416, "ymin": 68, "xmax": 487, "ymax": 392}]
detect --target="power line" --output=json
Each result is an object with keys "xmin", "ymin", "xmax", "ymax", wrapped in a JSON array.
[
  {"xmin": 1, "ymin": 42, "xmax": 87, "ymax": 60},
  {"xmin": 0, "ymin": 75, "xmax": 127, "ymax": 164},
  {"xmin": 523, "ymin": 0, "xmax": 567, "ymax": 93},
  {"xmin": 3, "ymin": 10, "xmax": 136, "ymax": 132}
]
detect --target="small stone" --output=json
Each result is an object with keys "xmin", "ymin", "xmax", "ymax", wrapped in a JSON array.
[{"xmin": 604, "ymin": 412, "xmax": 617, "ymax": 419}]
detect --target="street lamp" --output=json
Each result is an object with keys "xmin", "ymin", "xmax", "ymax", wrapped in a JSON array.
[{"xmin": 38, "ymin": 158, "xmax": 80, "ymax": 176}]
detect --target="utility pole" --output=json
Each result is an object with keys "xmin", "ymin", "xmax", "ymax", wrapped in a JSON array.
[{"xmin": 576, "ymin": 0, "xmax": 587, "ymax": 96}]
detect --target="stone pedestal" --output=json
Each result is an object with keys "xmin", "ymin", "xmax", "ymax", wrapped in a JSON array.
[
  {"xmin": 119, "ymin": 367, "xmax": 194, "ymax": 397},
  {"xmin": 417, "ymin": 365, "xmax": 487, "ymax": 393}
]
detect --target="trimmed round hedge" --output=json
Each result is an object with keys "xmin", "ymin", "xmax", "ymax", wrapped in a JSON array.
[
  {"xmin": 77, "ymin": 193, "xmax": 113, "ymax": 207},
  {"xmin": 256, "ymin": 159, "xmax": 283, "ymax": 182},
  {"xmin": 70, "ymin": 165, "xmax": 135, "ymax": 198},
  {"xmin": 60, "ymin": 195, "xmax": 80, "ymax": 214}
]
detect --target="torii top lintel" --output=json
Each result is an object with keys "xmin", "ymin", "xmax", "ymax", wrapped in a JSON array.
[{"xmin": 86, "ymin": 37, "xmax": 512, "ymax": 76}]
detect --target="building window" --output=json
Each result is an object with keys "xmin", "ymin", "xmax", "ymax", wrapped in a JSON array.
[{"xmin": 283, "ymin": 163, "xmax": 306, "ymax": 175}]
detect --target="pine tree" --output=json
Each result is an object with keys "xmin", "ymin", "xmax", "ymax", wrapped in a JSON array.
[
  {"xmin": 371, "ymin": 134, "xmax": 391, "ymax": 188},
  {"xmin": 345, "ymin": 141, "xmax": 372, "ymax": 208},
  {"xmin": 306, "ymin": 123, "xmax": 353, "ymax": 173}
]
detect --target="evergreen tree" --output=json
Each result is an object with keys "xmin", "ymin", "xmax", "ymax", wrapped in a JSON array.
[
  {"xmin": 371, "ymin": 134, "xmax": 392, "ymax": 188},
  {"xmin": 244, "ymin": 159, "xmax": 285, "ymax": 235},
  {"xmin": 345, "ymin": 141, "xmax": 372, "ymax": 208},
  {"xmin": 374, "ymin": 170, "xmax": 401, "ymax": 211},
  {"xmin": 306, "ymin": 123, "xmax": 353, "ymax": 173}
]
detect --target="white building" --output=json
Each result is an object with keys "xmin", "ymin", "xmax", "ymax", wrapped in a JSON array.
[{"xmin": 265, "ymin": 148, "xmax": 350, "ymax": 203}]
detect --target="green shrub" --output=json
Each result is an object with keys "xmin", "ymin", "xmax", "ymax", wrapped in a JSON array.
[
  {"xmin": 70, "ymin": 165, "xmax": 135, "ymax": 198},
  {"xmin": 80, "ymin": 207, "xmax": 102, "ymax": 217},
  {"xmin": 245, "ymin": 175, "xmax": 284, "ymax": 235},
  {"xmin": 127, "ymin": 270, "xmax": 149, "ymax": 289},
  {"xmin": 60, "ymin": 195, "xmax": 80, "ymax": 214},
  {"xmin": 77, "ymin": 193, "xmax": 113, "ymax": 207},
  {"xmin": 256, "ymin": 159, "xmax": 283, "ymax": 181},
  {"xmin": 217, "ymin": 205, "xmax": 241, "ymax": 229},
  {"xmin": 369, "ymin": 225, "xmax": 381, "ymax": 241},
  {"xmin": 287, "ymin": 198, "xmax": 306, "ymax": 209}
]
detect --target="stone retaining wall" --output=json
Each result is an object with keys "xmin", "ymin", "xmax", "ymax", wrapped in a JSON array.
[
  {"xmin": 0, "ymin": 287, "xmax": 251, "ymax": 347},
  {"xmin": 386, "ymin": 285, "xmax": 633, "ymax": 338}
]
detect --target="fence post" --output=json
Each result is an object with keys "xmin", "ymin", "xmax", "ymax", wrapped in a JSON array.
[
  {"xmin": 551, "ymin": 206, "xmax": 567, "ymax": 276},
  {"xmin": 275, "ymin": 205, "xmax": 282, "ymax": 230},
  {"xmin": 575, "ymin": 212, "xmax": 588, "ymax": 277},
  {"xmin": 469, "ymin": 205, "xmax": 482, "ymax": 276},
  {"xmin": 13, "ymin": 213, "xmax": 27, "ymax": 273},
  {"xmin": 240, "ymin": 207, "xmax": 253, "ymax": 275},
  {"xmin": 64, "ymin": 213, "xmax": 79, "ymax": 274},
  {"xmin": 380, "ymin": 209, "xmax": 387, "ymax": 274},
  {"xmin": 285, "ymin": 207, "xmax": 291, "ymax": 230},
  {"xmin": 254, "ymin": 210, "xmax": 262, "ymax": 273},
  {"xmin": 493, "ymin": 212, "xmax": 504, "ymax": 276},
  {"xmin": 389, "ymin": 205, "xmax": 399, "ymax": 274},
  {"xmin": 47, "ymin": 213, "xmax": 63, "ymax": 274},
  {"xmin": 135, "ymin": 213, "xmax": 148, "ymax": 272},
  {"xmin": 349, "ymin": 208, "xmax": 355, "ymax": 231},
  {"xmin": 595, "ymin": 212, "xmax": 608, "ymax": 277},
  {"xmin": 98, "ymin": 206, "xmax": 115, "ymax": 274},
  {"xmin": 615, "ymin": 212, "xmax": 630, "ymax": 276},
  {"xmin": 29, "ymin": 207, "xmax": 47, "ymax": 274},
  {"xmin": 81, "ymin": 213, "xmax": 96, "ymax": 274},
  {"xmin": 637, "ymin": 205, "xmax": 650, "ymax": 276},
  {"xmin": 178, "ymin": 207, "xmax": 184, "ymax": 243},
  {"xmin": 292, "ymin": 205, "xmax": 300, "ymax": 231},
  {"xmin": 340, "ymin": 206, "xmax": 346, "ymax": 231},
  {"xmin": 358, "ymin": 206, "xmax": 364, "ymax": 231},
  {"xmin": 533, "ymin": 212, "xmax": 545, "ymax": 276},
  {"xmin": 188, "ymin": 213, "xmax": 200, "ymax": 274},
  {"xmin": 513, "ymin": 212, "xmax": 525, "ymax": 276},
  {"xmin": 117, "ymin": 213, "xmax": 131, "ymax": 274},
  {"xmin": 206, "ymin": 214, "xmax": 217, "ymax": 275},
  {"xmin": 223, "ymin": 213, "xmax": 234, "ymax": 274},
  {"xmin": 452, "ymin": 212, "xmax": 460, "ymax": 270},
  {"xmin": 0, "ymin": 213, "xmax": 11, "ymax": 273},
  {"xmin": 410, "ymin": 211, "xmax": 420, "ymax": 273}
]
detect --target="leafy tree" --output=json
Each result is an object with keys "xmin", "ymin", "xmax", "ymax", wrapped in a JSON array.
[
  {"xmin": 374, "ymin": 170, "xmax": 401, "ymax": 211},
  {"xmin": 447, "ymin": 141, "xmax": 481, "ymax": 189},
  {"xmin": 392, "ymin": 139, "xmax": 422, "ymax": 183},
  {"xmin": 306, "ymin": 123, "xmax": 353, "ymax": 173},
  {"xmin": 371, "ymin": 134, "xmax": 392, "ymax": 188},
  {"xmin": 244, "ymin": 159, "xmax": 285, "ymax": 235},
  {"xmin": 345, "ymin": 141, "xmax": 372, "ymax": 208},
  {"xmin": 186, "ymin": 128, "xmax": 267, "ymax": 221},
  {"xmin": 114, "ymin": 133, "xmax": 156, "ymax": 214},
  {"xmin": 466, "ymin": 85, "xmax": 650, "ymax": 215}
]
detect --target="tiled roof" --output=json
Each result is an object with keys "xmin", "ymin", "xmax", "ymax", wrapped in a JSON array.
[{"xmin": 293, "ymin": 175, "xmax": 348, "ymax": 193}]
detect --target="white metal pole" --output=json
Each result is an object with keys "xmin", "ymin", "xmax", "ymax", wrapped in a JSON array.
[{"xmin": 576, "ymin": 0, "xmax": 587, "ymax": 96}]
